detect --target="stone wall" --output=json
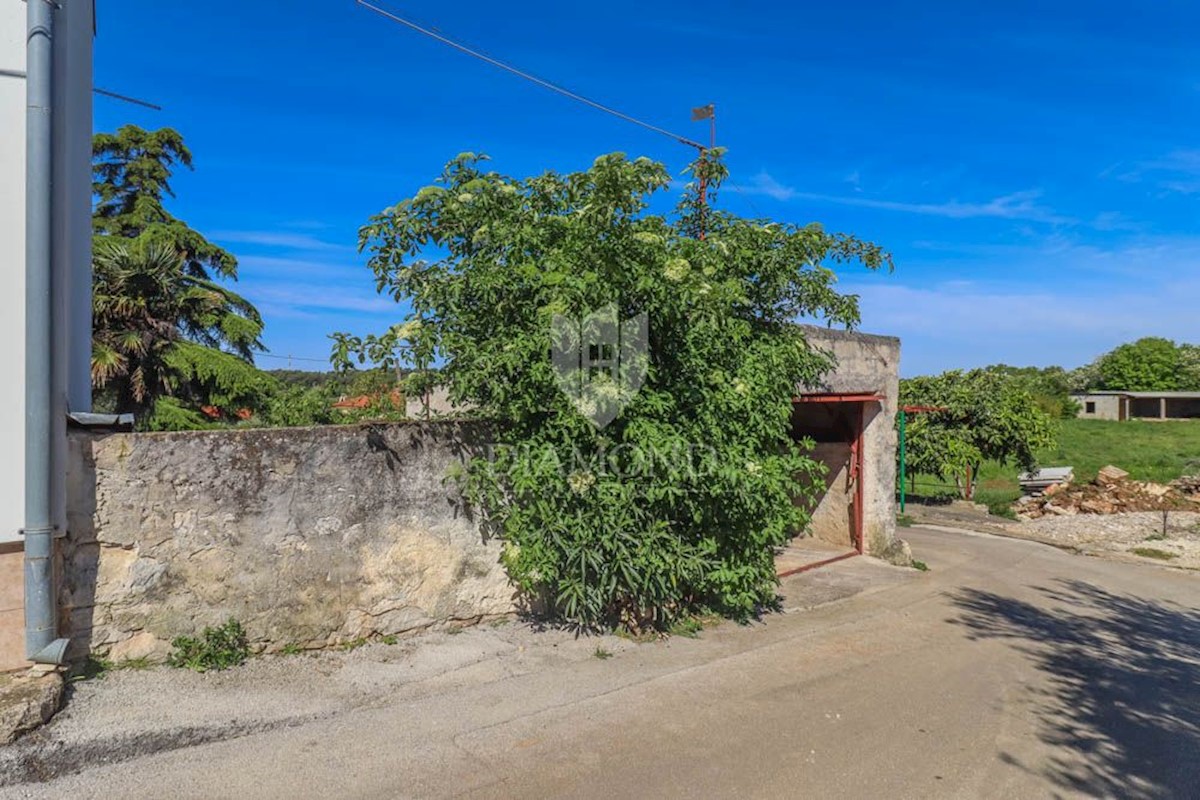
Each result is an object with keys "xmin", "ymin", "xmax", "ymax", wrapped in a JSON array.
[
  {"xmin": 57, "ymin": 330, "xmax": 902, "ymax": 663},
  {"xmin": 64, "ymin": 422, "xmax": 514, "ymax": 662}
]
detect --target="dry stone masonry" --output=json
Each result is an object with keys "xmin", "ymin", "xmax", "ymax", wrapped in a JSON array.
[{"xmin": 64, "ymin": 423, "xmax": 515, "ymax": 662}]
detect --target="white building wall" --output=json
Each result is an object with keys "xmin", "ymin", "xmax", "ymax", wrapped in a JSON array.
[
  {"xmin": 0, "ymin": 1, "xmax": 28, "ymax": 545},
  {"xmin": 0, "ymin": 1, "xmax": 93, "ymax": 544},
  {"xmin": 1072, "ymin": 393, "xmax": 1124, "ymax": 421}
]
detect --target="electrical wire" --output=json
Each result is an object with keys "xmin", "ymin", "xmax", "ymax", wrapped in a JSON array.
[
  {"xmin": 355, "ymin": 1, "xmax": 706, "ymax": 151},
  {"xmin": 93, "ymin": 86, "xmax": 162, "ymax": 111},
  {"xmin": 257, "ymin": 353, "xmax": 328, "ymax": 364},
  {"xmin": 724, "ymin": 176, "xmax": 766, "ymax": 220},
  {"xmin": 0, "ymin": 68, "xmax": 162, "ymax": 110}
]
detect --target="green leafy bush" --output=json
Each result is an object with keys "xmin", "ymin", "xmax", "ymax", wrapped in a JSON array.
[
  {"xmin": 167, "ymin": 619, "xmax": 250, "ymax": 672},
  {"xmin": 344, "ymin": 151, "xmax": 889, "ymax": 632}
]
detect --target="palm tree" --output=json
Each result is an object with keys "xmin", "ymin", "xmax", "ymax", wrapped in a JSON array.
[{"xmin": 91, "ymin": 240, "xmax": 267, "ymax": 419}]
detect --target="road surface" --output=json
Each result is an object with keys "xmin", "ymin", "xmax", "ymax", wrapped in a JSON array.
[{"xmin": 5, "ymin": 526, "xmax": 1198, "ymax": 799}]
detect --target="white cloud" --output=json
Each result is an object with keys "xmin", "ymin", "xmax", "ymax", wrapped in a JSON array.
[
  {"xmin": 793, "ymin": 188, "xmax": 1072, "ymax": 224},
  {"xmin": 237, "ymin": 255, "xmax": 361, "ymax": 279},
  {"xmin": 733, "ymin": 172, "xmax": 1070, "ymax": 224},
  {"xmin": 241, "ymin": 284, "xmax": 398, "ymax": 318},
  {"xmin": 213, "ymin": 230, "xmax": 353, "ymax": 252},
  {"xmin": 740, "ymin": 171, "xmax": 797, "ymax": 201},
  {"xmin": 1111, "ymin": 150, "xmax": 1200, "ymax": 195},
  {"xmin": 841, "ymin": 233, "xmax": 1200, "ymax": 374}
]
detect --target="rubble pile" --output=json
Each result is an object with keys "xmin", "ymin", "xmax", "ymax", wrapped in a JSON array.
[
  {"xmin": 1017, "ymin": 464, "xmax": 1200, "ymax": 519},
  {"xmin": 1171, "ymin": 475, "xmax": 1200, "ymax": 495}
]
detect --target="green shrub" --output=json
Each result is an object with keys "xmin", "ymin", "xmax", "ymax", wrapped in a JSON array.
[
  {"xmin": 987, "ymin": 501, "xmax": 1018, "ymax": 520},
  {"xmin": 343, "ymin": 151, "xmax": 889, "ymax": 633},
  {"xmin": 167, "ymin": 619, "xmax": 250, "ymax": 672}
]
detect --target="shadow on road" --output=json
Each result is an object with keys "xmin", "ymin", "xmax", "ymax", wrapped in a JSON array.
[{"xmin": 950, "ymin": 580, "xmax": 1200, "ymax": 799}]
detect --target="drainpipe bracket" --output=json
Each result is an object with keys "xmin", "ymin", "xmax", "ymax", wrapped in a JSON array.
[{"xmin": 18, "ymin": 525, "xmax": 63, "ymax": 539}]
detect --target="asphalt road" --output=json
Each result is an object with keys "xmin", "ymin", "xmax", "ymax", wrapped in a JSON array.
[{"xmin": 6, "ymin": 526, "xmax": 1199, "ymax": 799}]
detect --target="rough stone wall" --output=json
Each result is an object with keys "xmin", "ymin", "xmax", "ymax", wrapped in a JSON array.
[
  {"xmin": 798, "ymin": 326, "xmax": 901, "ymax": 556},
  {"xmin": 64, "ymin": 422, "xmax": 513, "ymax": 662}
]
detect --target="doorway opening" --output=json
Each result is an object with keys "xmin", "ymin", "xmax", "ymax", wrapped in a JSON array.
[{"xmin": 777, "ymin": 393, "xmax": 881, "ymax": 577}]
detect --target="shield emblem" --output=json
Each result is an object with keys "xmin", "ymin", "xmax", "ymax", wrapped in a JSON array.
[{"xmin": 550, "ymin": 303, "xmax": 648, "ymax": 428}]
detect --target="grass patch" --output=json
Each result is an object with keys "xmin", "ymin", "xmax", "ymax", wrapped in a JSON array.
[
  {"xmin": 896, "ymin": 513, "xmax": 914, "ymax": 528},
  {"xmin": 668, "ymin": 617, "xmax": 705, "ymax": 639},
  {"xmin": 593, "ymin": 646, "xmax": 613, "ymax": 660},
  {"xmin": 905, "ymin": 418, "xmax": 1200, "ymax": 507},
  {"xmin": 69, "ymin": 654, "xmax": 159, "ymax": 681},
  {"xmin": 986, "ymin": 502, "xmax": 1018, "ymax": 520},
  {"xmin": 1130, "ymin": 547, "xmax": 1179, "ymax": 561}
]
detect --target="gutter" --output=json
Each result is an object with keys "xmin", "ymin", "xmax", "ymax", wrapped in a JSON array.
[{"xmin": 23, "ymin": 0, "xmax": 69, "ymax": 666}]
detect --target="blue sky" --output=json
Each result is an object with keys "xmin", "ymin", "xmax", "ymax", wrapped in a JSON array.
[{"xmin": 94, "ymin": 0, "xmax": 1200, "ymax": 375}]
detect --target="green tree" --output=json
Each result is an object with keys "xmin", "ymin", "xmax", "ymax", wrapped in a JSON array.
[
  {"xmin": 93, "ymin": 125, "xmax": 240, "ymax": 284},
  {"xmin": 1094, "ymin": 337, "xmax": 1181, "ymax": 391},
  {"xmin": 901, "ymin": 368, "xmax": 1056, "ymax": 498},
  {"xmin": 91, "ymin": 241, "xmax": 276, "ymax": 425},
  {"xmin": 1177, "ymin": 344, "xmax": 1200, "ymax": 391},
  {"xmin": 340, "ymin": 151, "xmax": 890, "ymax": 631},
  {"xmin": 985, "ymin": 364, "xmax": 1079, "ymax": 419},
  {"xmin": 91, "ymin": 125, "xmax": 268, "ymax": 424}
]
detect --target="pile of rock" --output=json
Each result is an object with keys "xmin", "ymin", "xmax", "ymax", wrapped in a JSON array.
[
  {"xmin": 1171, "ymin": 475, "xmax": 1200, "ymax": 495},
  {"xmin": 1016, "ymin": 465, "xmax": 1199, "ymax": 519}
]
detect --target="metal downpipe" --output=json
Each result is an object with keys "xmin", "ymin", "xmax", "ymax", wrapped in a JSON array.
[{"xmin": 24, "ymin": 0, "xmax": 68, "ymax": 666}]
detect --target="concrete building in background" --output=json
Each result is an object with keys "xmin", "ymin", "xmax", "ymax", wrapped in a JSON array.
[
  {"xmin": 0, "ymin": 1, "xmax": 95, "ymax": 672},
  {"xmin": 1072, "ymin": 391, "xmax": 1200, "ymax": 421}
]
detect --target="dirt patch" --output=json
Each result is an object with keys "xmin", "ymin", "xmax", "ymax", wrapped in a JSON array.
[{"xmin": 1015, "ymin": 511, "xmax": 1200, "ymax": 569}]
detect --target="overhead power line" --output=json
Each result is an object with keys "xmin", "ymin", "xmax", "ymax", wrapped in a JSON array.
[
  {"xmin": 355, "ymin": 1, "xmax": 705, "ymax": 151},
  {"xmin": 257, "ymin": 353, "xmax": 328, "ymax": 364},
  {"xmin": 93, "ymin": 86, "xmax": 162, "ymax": 111},
  {"xmin": 0, "ymin": 68, "xmax": 161, "ymax": 110}
]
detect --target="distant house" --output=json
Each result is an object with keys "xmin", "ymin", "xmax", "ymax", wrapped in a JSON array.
[
  {"xmin": 332, "ymin": 389, "xmax": 405, "ymax": 413},
  {"xmin": 1071, "ymin": 391, "xmax": 1200, "ymax": 421}
]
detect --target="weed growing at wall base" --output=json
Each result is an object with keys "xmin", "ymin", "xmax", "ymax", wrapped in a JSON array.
[{"xmin": 167, "ymin": 619, "xmax": 250, "ymax": 672}]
